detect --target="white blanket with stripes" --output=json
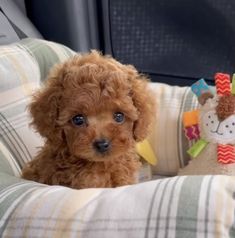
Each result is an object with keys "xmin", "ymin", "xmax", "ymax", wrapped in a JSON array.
[{"xmin": 0, "ymin": 173, "xmax": 235, "ymax": 238}]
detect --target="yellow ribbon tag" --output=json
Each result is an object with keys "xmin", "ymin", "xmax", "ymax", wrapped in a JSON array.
[
  {"xmin": 232, "ymin": 74, "xmax": 235, "ymax": 95},
  {"xmin": 136, "ymin": 140, "xmax": 157, "ymax": 165},
  {"xmin": 187, "ymin": 139, "xmax": 208, "ymax": 158}
]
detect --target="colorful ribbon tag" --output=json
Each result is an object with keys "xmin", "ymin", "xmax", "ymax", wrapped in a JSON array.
[
  {"xmin": 191, "ymin": 78, "xmax": 211, "ymax": 97},
  {"xmin": 187, "ymin": 139, "xmax": 208, "ymax": 158},
  {"xmin": 136, "ymin": 139, "xmax": 157, "ymax": 165},
  {"xmin": 183, "ymin": 110, "xmax": 199, "ymax": 127},
  {"xmin": 217, "ymin": 144, "xmax": 235, "ymax": 164},
  {"xmin": 215, "ymin": 73, "xmax": 231, "ymax": 96},
  {"xmin": 184, "ymin": 125, "xmax": 200, "ymax": 141}
]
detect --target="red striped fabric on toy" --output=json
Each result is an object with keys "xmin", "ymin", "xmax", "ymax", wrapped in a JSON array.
[
  {"xmin": 215, "ymin": 73, "xmax": 231, "ymax": 96},
  {"xmin": 217, "ymin": 144, "xmax": 235, "ymax": 164}
]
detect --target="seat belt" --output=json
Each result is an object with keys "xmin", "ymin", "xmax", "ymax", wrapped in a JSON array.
[{"xmin": 0, "ymin": 0, "xmax": 42, "ymax": 44}]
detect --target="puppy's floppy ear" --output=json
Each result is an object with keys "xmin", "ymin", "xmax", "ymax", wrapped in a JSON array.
[
  {"xmin": 129, "ymin": 67, "xmax": 156, "ymax": 142},
  {"xmin": 29, "ymin": 65, "xmax": 64, "ymax": 144}
]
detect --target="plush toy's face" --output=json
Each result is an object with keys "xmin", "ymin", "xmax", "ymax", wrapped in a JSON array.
[{"xmin": 200, "ymin": 96, "xmax": 235, "ymax": 144}]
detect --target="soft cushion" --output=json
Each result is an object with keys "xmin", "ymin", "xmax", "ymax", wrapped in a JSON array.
[
  {"xmin": 0, "ymin": 38, "xmax": 75, "ymax": 175},
  {"xmin": 149, "ymin": 83, "xmax": 199, "ymax": 176},
  {"xmin": 0, "ymin": 173, "xmax": 234, "ymax": 237},
  {"xmin": 0, "ymin": 140, "xmax": 19, "ymax": 176}
]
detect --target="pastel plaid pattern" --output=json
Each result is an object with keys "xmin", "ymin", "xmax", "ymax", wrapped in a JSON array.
[
  {"xmin": 0, "ymin": 173, "xmax": 235, "ymax": 238},
  {"xmin": 0, "ymin": 38, "xmax": 235, "ymax": 238},
  {"xmin": 0, "ymin": 38, "xmax": 75, "ymax": 175}
]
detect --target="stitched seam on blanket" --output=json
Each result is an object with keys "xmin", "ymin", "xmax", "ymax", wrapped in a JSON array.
[
  {"xmin": 0, "ymin": 113, "xmax": 31, "ymax": 167},
  {"xmin": 144, "ymin": 179, "xmax": 164, "ymax": 238}
]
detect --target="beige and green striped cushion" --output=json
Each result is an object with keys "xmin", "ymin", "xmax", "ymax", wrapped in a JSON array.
[
  {"xmin": 0, "ymin": 173, "xmax": 234, "ymax": 237},
  {"xmin": 0, "ymin": 38, "xmax": 76, "ymax": 175},
  {"xmin": 0, "ymin": 141, "xmax": 20, "ymax": 176},
  {"xmin": 149, "ymin": 83, "xmax": 199, "ymax": 176}
]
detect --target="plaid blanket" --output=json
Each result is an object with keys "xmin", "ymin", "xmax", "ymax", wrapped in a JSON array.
[
  {"xmin": 0, "ymin": 38, "xmax": 235, "ymax": 238},
  {"xmin": 0, "ymin": 173, "xmax": 235, "ymax": 238},
  {"xmin": 0, "ymin": 38, "xmax": 75, "ymax": 174}
]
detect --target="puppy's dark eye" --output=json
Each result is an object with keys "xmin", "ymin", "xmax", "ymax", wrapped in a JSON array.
[
  {"xmin": 72, "ymin": 114, "xmax": 86, "ymax": 126},
  {"xmin": 113, "ymin": 112, "xmax": 125, "ymax": 123}
]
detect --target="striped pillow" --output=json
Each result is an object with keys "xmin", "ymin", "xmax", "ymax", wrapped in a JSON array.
[
  {"xmin": 0, "ymin": 38, "xmax": 76, "ymax": 175},
  {"xmin": 149, "ymin": 83, "xmax": 199, "ymax": 176},
  {"xmin": 0, "ymin": 140, "xmax": 20, "ymax": 176},
  {"xmin": 0, "ymin": 173, "xmax": 234, "ymax": 237}
]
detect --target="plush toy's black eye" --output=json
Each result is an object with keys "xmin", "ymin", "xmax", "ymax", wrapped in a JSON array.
[
  {"xmin": 72, "ymin": 114, "xmax": 86, "ymax": 126},
  {"xmin": 113, "ymin": 112, "xmax": 125, "ymax": 123}
]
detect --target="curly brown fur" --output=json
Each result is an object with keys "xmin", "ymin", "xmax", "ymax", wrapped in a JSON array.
[{"xmin": 21, "ymin": 50, "xmax": 156, "ymax": 189}]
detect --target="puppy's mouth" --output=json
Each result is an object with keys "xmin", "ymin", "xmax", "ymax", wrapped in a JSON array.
[
  {"xmin": 93, "ymin": 146, "xmax": 113, "ymax": 161},
  {"xmin": 94, "ymin": 152, "xmax": 112, "ymax": 161},
  {"xmin": 78, "ymin": 148, "xmax": 112, "ymax": 162},
  {"xmin": 80, "ymin": 151, "xmax": 112, "ymax": 162},
  {"xmin": 74, "ymin": 138, "xmax": 133, "ymax": 162}
]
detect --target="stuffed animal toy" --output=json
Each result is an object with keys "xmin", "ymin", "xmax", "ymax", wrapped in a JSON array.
[{"xmin": 178, "ymin": 73, "xmax": 235, "ymax": 175}]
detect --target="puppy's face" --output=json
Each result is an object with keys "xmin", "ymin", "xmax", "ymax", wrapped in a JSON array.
[
  {"xmin": 29, "ymin": 51, "xmax": 156, "ymax": 162},
  {"xmin": 57, "ymin": 77, "xmax": 138, "ymax": 161}
]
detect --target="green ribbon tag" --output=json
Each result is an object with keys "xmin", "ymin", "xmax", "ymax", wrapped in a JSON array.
[
  {"xmin": 232, "ymin": 74, "xmax": 235, "ymax": 95},
  {"xmin": 187, "ymin": 139, "xmax": 208, "ymax": 158}
]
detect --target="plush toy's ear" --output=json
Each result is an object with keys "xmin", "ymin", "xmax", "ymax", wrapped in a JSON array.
[
  {"xmin": 198, "ymin": 92, "xmax": 214, "ymax": 105},
  {"xmin": 129, "ymin": 72, "xmax": 156, "ymax": 142},
  {"xmin": 29, "ymin": 65, "xmax": 64, "ymax": 144}
]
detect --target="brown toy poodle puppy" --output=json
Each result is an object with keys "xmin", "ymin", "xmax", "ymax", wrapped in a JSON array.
[{"xmin": 21, "ymin": 51, "xmax": 156, "ymax": 189}]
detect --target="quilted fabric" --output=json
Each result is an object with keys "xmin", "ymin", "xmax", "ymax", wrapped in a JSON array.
[
  {"xmin": 0, "ymin": 38, "xmax": 75, "ymax": 174},
  {"xmin": 0, "ymin": 173, "xmax": 235, "ymax": 237}
]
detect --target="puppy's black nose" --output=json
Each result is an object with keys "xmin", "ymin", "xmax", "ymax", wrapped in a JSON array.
[{"xmin": 93, "ymin": 139, "xmax": 110, "ymax": 153}]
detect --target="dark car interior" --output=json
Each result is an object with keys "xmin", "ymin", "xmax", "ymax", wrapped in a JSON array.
[{"xmin": 1, "ymin": 0, "xmax": 235, "ymax": 86}]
